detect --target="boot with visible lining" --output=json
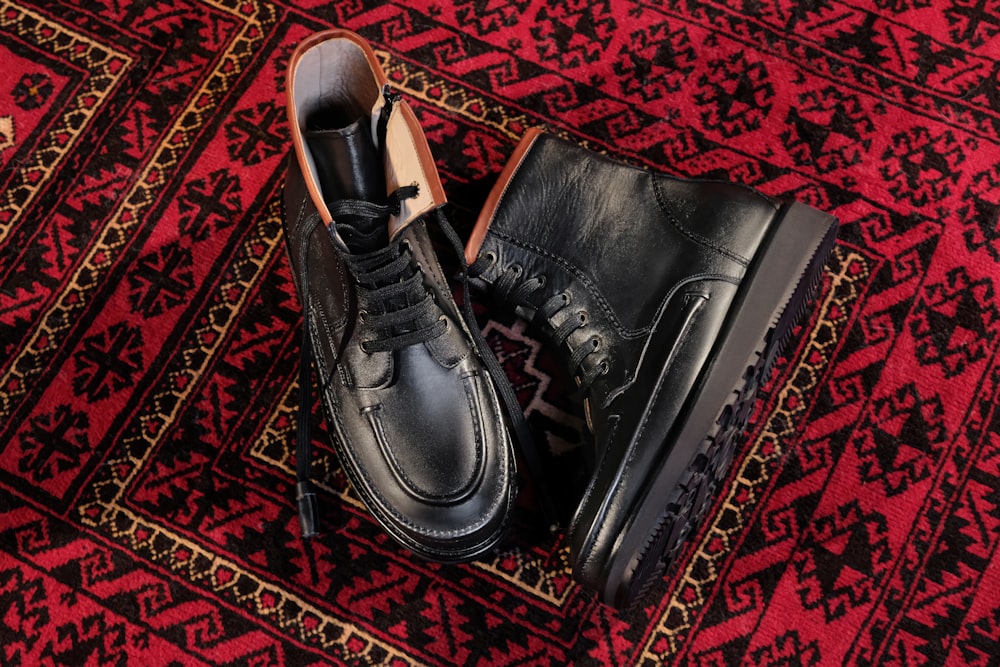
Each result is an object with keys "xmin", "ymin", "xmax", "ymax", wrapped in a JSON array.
[
  {"xmin": 466, "ymin": 129, "xmax": 839, "ymax": 606},
  {"xmin": 283, "ymin": 29, "xmax": 525, "ymax": 562}
]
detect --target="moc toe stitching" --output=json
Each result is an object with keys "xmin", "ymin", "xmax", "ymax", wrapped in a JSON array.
[{"xmin": 323, "ymin": 381, "xmax": 510, "ymax": 543}]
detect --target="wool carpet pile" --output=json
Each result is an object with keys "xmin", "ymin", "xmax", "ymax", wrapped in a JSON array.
[{"xmin": 2, "ymin": 0, "xmax": 999, "ymax": 664}]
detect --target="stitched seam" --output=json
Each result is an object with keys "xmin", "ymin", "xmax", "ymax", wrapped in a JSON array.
[
  {"xmin": 298, "ymin": 210, "xmax": 351, "ymax": 332},
  {"xmin": 311, "ymin": 346, "xmax": 507, "ymax": 539},
  {"xmin": 490, "ymin": 229, "xmax": 646, "ymax": 338},
  {"xmin": 493, "ymin": 227, "xmax": 740, "ymax": 342},
  {"xmin": 652, "ymin": 177, "xmax": 751, "ymax": 267},
  {"xmin": 569, "ymin": 413, "xmax": 620, "ymax": 555},
  {"xmin": 299, "ymin": 214, "xmax": 357, "ymax": 388},
  {"xmin": 590, "ymin": 295, "xmax": 705, "ymax": 522},
  {"xmin": 315, "ymin": 363, "xmax": 507, "ymax": 539},
  {"xmin": 365, "ymin": 407, "xmax": 453, "ymax": 500},
  {"xmin": 294, "ymin": 192, "xmax": 309, "ymax": 234},
  {"xmin": 461, "ymin": 373, "xmax": 486, "ymax": 494},
  {"xmin": 601, "ymin": 278, "xmax": 731, "ymax": 406},
  {"xmin": 359, "ymin": 373, "xmax": 485, "ymax": 501},
  {"xmin": 630, "ymin": 294, "xmax": 706, "ymax": 448},
  {"xmin": 579, "ymin": 294, "xmax": 705, "ymax": 551}
]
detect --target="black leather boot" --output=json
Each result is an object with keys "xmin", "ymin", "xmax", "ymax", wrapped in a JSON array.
[
  {"xmin": 283, "ymin": 29, "xmax": 519, "ymax": 562},
  {"xmin": 466, "ymin": 129, "xmax": 839, "ymax": 606}
]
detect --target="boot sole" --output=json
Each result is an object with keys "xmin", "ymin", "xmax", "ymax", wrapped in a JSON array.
[{"xmin": 602, "ymin": 201, "xmax": 839, "ymax": 609}]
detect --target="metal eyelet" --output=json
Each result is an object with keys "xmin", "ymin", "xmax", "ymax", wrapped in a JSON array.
[
  {"xmin": 510, "ymin": 264, "xmax": 524, "ymax": 278},
  {"xmin": 578, "ymin": 310, "xmax": 588, "ymax": 325},
  {"xmin": 599, "ymin": 359, "xmax": 610, "ymax": 375},
  {"xmin": 590, "ymin": 336, "xmax": 601, "ymax": 351},
  {"xmin": 485, "ymin": 251, "xmax": 498, "ymax": 265}
]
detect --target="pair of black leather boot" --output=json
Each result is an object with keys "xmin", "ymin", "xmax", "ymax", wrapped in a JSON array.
[{"xmin": 283, "ymin": 30, "xmax": 839, "ymax": 609}]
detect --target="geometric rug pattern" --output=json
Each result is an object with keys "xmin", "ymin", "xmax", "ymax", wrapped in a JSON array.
[{"xmin": 2, "ymin": 0, "xmax": 998, "ymax": 664}]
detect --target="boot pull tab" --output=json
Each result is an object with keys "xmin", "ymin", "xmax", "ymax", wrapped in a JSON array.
[{"xmin": 376, "ymin": 84, "xmax": 402, "ymax": 151}]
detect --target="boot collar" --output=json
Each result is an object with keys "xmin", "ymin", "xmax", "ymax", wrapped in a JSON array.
[{"xmin": 285, "ymin": 29, "xmax": 446, "ymax": 246}]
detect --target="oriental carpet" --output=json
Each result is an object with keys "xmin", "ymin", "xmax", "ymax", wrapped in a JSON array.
[{"xmin": 1, "ymin": 0, "xmax": 999, "ymax": 665}]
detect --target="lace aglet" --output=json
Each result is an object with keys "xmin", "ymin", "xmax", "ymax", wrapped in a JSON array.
[{"xmin": 296, "ymin": 481, "xmax": 319, "ymax": 539}]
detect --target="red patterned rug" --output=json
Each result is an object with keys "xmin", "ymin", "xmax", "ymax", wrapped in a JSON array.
[{"xmin": 2, "ymin": 0, "xmax": 999, "ymax": 664}]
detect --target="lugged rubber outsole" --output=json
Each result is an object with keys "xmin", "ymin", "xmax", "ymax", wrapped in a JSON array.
[{"xmin": 604, "ymin": 202, "xmax": 839, "ymax": 610}]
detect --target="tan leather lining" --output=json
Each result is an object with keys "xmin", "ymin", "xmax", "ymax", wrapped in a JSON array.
[
  {"xmin": 464, "ymin": 126, "xmax": 544, "ymax": 265},
  {"xmin": 387, "ymin": 99, "xmax": 447, "ymax": 239},
  {"xmin": 285, "ymin": 29, "xmax": 446, "ymax": 235}
]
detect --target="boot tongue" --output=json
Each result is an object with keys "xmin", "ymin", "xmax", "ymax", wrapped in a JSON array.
[{"xmin": 304, "ymin": 116, "xmax": 389, "ymax": 254}]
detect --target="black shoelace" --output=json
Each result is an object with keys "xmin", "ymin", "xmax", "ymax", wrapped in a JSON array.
[
  {"xmin": 468, "ymin": 253, "xmax": 609, "ymax": 398},
  {"xmin": 346, "ymin": 239, "xmax": 446, "ymax": 352}
]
